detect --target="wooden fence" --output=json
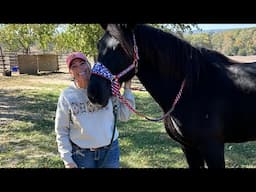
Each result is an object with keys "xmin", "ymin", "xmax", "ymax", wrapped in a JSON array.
[{"xmin": 0, "ymin": 51, "xmax": 95, "ymax": 75}]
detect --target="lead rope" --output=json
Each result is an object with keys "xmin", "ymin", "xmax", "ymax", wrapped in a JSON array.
[
  {"xmin": 112, "ymin": 78, "xmax": 186, "ymax": 122},
  {"xmin": 99, "ymin": 98, "xmax": 118, "ymax": 168},
  {"xmin": 91, "ymin": 62, "xmax": 186, "ymax": 122}
]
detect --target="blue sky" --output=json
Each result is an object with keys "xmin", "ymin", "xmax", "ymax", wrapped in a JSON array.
[{"xmin": 196, "ymin": 24, "xmax": 256, "ymax": 31}]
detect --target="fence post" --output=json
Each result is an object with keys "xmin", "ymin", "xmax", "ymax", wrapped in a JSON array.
[{"xmin": 0, "ymin": 46, "xmax": 11, "ymax": 76}]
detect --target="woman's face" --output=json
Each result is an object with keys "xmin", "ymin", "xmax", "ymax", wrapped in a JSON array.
[{"xmin": 69, "ymin": 58, "xmax": 91, "ymax": 81}]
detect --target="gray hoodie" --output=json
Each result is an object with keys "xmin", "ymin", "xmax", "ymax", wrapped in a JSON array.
[{"xmin": 55, "ymin": 82, "xmax": 135, "ymax": 166}]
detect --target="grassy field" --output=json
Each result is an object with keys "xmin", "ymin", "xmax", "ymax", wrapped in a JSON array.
[{"xmin": 1, "ymin": 72, "xmax": 256, "ymax": 168}]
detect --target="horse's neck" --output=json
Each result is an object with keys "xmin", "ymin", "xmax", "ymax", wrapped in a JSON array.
[
  {"xmin": 134, "ymin": 26, "xmax": 189, "ymax": 112},
  {"xmin": 136, "ymin": 71, "xmax": 185, "ymax": 112}
]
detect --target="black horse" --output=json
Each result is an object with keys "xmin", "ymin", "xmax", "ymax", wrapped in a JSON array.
[{"xmin": 87, "ymin": 24, "xmax": 256, "ymax": 168}]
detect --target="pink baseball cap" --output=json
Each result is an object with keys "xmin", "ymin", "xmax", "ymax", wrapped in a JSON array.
[{"xmin": 66, "ymin": 52, "xmax": 87, "ymax": 69}]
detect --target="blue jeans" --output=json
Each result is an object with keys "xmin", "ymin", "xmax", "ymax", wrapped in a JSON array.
[{"xmin": 72, "ymin": 139, "xmax": 120, "ymax": 168}]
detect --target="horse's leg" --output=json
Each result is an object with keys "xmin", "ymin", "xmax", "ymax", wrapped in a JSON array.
[
  {"xmin": 199, "ymin": 141, "xmax": 225, "ymax": 168},
  {"xmin": 181, "ymin": 145, "xmax": 205, "ymax": 169}
]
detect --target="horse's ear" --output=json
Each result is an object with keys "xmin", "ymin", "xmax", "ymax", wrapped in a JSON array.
[{"xmin": 100, "ymin": 24, "xmax": 108, "ymax": 30}]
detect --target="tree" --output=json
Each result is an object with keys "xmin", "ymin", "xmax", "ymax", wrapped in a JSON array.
[
  {"xmin": 152, "ymin": 24, "xmax": 199, "ymax": 37},
  {"xmin": 0, "ymin": 24, "xmax": 58, "ymax": 54},
  {"xmin": 185, "ymin": 33, "xmax": 212, "ymax": 49},
  {"xmin": 61, "ymin": 24, "xmax": 198, "ymax": 59},
  {"xmin": 0, "ymin": 23, "xmax": 199, "ymax": 58},
  {"xmin": 33, "ymin": 24, "xmax": 59, "ymax": 52},
  {"xmin": 54, "ymin": 24, "xmax": 103, "ymax": 60}
]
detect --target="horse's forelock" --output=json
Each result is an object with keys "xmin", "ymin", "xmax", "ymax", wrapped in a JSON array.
[{"xmin": 106, "ymin": 24, "xmax": 134, "ymax": 58}]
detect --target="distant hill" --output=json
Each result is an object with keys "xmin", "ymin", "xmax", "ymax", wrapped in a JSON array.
[
  {"xmin": 185, "ymin": 27, "xmax": 256, "ymax": 56},
  {"xmin": 192, "ymin": 28, "xmax": 236, "ymax": 34},
  {"xmin": 192, "ymin": 27, "xmax": 256, "ymax": 34}
]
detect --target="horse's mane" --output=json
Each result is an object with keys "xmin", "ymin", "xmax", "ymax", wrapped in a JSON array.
[{"xmin": 107, "ymin": 24, "xmax": 238, "ymax": 82}]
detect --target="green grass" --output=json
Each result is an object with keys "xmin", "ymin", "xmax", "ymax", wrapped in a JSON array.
[{"xmin": 1, "ymin": 74, "xmax": 256, "ymax": 168}]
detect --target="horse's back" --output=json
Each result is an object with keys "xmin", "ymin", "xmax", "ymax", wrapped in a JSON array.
[{"xmin": 223, "ymin": 62, "xmax": 256, "ymax": 142}]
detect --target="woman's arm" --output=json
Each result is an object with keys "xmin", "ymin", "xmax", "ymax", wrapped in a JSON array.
[
  {"xmin": 55, "ymin": 93, "xmax": 76, "ymax": 167},
  {"xmin": 116, "ymin": 80, "xmax": 135, "ymax": 122}
]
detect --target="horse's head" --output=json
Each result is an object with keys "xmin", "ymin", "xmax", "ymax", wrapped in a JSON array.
[{"xmin": 87, "ymin": 24, "xmax": 138, "ymax": 107}]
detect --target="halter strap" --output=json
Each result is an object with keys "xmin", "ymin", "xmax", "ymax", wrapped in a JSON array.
[
  {"xmin": 91, "ymin": 62, "xmax": 186, "ymax": 122},
  {"xmin": 91, "ymin": 33, "xmax": 186, "ymax": 122},
  {"xmin": 91, "ymin": 62, "xmax": 135, "ymax": 97},
  {"xmin": 91, "ymin": 62, "xmax": 135, "ymax": 81}
]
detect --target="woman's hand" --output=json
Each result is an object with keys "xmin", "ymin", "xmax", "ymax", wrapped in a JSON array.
[
  {"xmin": 65, "ymin": 162, "xmax": 78, "ymax": 168},
  {"xmin": 124, "ymin": 80, "xmax": 132, "ymax": 89}
]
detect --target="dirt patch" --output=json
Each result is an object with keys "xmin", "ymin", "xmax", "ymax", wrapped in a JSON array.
[
  {"xmin": 229, "ymin": 55, "xmax": 256, "ymax": 62},
  {"xmin": 0, "ymin": 72, "xmax": 71, "ymax": 89}
]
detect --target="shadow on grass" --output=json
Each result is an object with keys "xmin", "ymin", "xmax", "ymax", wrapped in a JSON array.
[{"xmin": 0, "ymin": 89, "xmax": 58, "ymax": 135}]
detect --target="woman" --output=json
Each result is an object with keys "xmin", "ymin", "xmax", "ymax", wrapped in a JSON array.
[{"xmin": 55, "ymin": 52, "xmax": 135, "ymax": 168}]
